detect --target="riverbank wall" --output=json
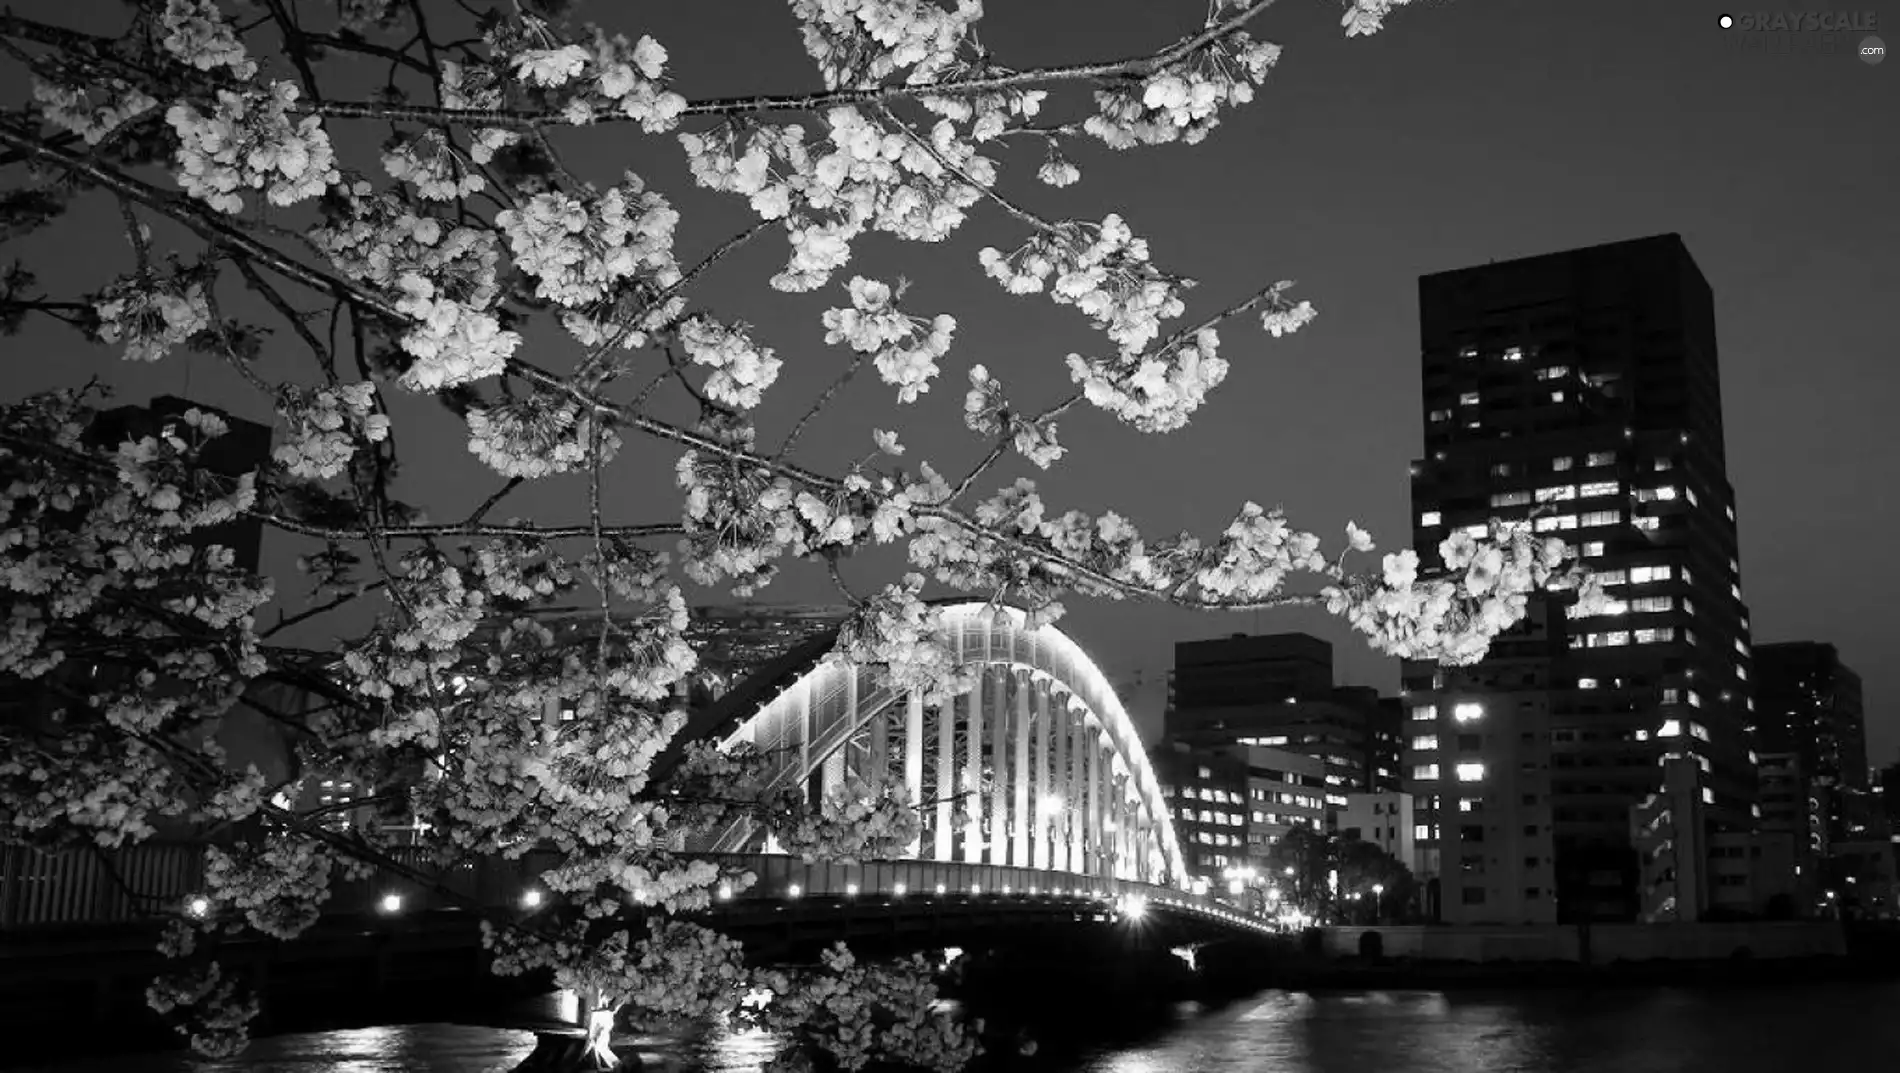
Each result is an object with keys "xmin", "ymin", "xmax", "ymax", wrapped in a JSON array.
[{"xmin": 1314, "ymin": 921, "xmax": 1845, "ymax": 963}]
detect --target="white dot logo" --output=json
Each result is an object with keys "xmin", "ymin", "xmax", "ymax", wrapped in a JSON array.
[
  {"xmin": 1863, "ymin": 35, "xmax": 1886, "ymax": 64},
  {"xmin": 1718, "ymin": 14, "xmax": 1734, "ymax": 29}
]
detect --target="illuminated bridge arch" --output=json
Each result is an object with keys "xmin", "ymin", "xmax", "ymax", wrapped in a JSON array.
[{"xmin": 683, "ymin": 602, "xmax": 1189, "ymax": 888}]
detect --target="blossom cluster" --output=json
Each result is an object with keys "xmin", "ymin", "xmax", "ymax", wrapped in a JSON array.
[
  {"xmin": 823, "ymin": 277, "xmax": 958, "ymax": 404},
  {"xmin": 465, "ymin": 391, "xmax": 620, "ymax": 479},
  {"xmin": 495, "ymin": 177, "xmax": 682, "ymax": 307},
  {"xmin": 678, "ymin": 316, "xmax": 783, "ymax": 410},
  {"xmin": 755, "ymin": 945, "xmax": 979, "ymax": 1073},
  {"xmin": 272, "ymin": 382, "xmax": 389, "ymax": 481},
  {"xmin": 789, "ymin": 0, "xmax": 984, "ymax": 88},
  {"xmin": 166, "ymin": 83, "xmax": 340, "ymax": 214},
  {"xmin": 201, "ymin": 837, "xmax": 334, "ymax": 940},
  {"xmin": 310, "ymin": 185, "xmax": 516, "ymax": 390},
  {"xmin": 32, "ymin": 76, "xmax": 157, "ymax": 146},
  {"xmin": 767, "ymin": 773, "xmax": 922, "ymax": 863},
  {"xmin": 93, "ymin": 275, "xmax": 211, "ymax": 364},
  {"xmin": 158, "ymin": 0, "xmax": 258, "ymax": 80}
]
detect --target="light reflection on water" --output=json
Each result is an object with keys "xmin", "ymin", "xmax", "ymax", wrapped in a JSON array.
[{"xmin": 17, "ymin": 981, "xmax": 1900, "ymax": 1073}]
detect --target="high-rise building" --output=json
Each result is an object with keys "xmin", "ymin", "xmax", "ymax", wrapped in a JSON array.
[
  {"xmin": 86, "ymin": 395, "xmax": 272, "ymax": 574},
  {"xmin": 1166, "ymin": 633, "xmax": 1401, "ymax": 800},
  {"xmin": 1753, "ymin": 642, "xmax": 1867, "ymax": 835},
  {"xmin": 1403, "ymin": 235, "xmax": 1758, "ymax": 923}
]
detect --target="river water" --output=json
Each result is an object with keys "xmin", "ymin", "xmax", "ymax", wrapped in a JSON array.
[{"xmin": 19, "ymin": 981, "xmax": 1899, "ymax": 1073}]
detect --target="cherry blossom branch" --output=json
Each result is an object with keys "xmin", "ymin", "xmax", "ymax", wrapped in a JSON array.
[
  {"xmin": 776, "ymin": 351, "xmax": 868, "ymax": 461},
  {"xmin": 297, "ymin": 0, "xmax": 1284, "ymax": 127},
  {"xmin": 252, "ymin": 512, "xmax": 686, "ymax": 542}
]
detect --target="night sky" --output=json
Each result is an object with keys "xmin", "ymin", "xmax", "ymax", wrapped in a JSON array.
[{"xmin": 4, "ymin": 2, "xmax": 1895, "ymax": 760}]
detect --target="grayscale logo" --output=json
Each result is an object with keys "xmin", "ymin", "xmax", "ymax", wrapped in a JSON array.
[{"xmin": 1863, "ymin": 35, "xmax": 1886, "ymax": 64}]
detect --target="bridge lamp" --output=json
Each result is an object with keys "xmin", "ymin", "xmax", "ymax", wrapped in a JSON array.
[
  {"xmin": 935, "ymin": 883, "xmax": 947, "ymax": 895},
  {"xmin": 716, "ymin": 883, "xmax": 734, "ymax": 902},
  {"xmin": 520, "ymin": 889, "xmax": 544, "ymax": 909},
  {"xmin": 845, "ymin": 883, "xmax": 859, "ymax": 897},
  {"xmin": 970, "ymin": 884, "xmax": 982, "ymax": 895},
  {"xmin": 1227, "ymin": 879, "xmax": 1244, "ymax": 896},
  {"xmin": 1002, "ymin": 885, "xmax": 1011, "ymax": 895},
  {"xmin": 893, "ymin": 882, "xmax": 907, "ymax": 897},
  {"xmin": 378, "ymin": 893, "xmax": 403, "ymax": 914},
  {"xmin": 787, "ymin": 884, "xmax": 802, "ymax": 899},
  {"xmin": 1028, "ymin": 886, "xmax": 1038, "ymax": 896},
  {"xmin": 185, "ymin": 895, "xmax": 210, "ymax": 918}
]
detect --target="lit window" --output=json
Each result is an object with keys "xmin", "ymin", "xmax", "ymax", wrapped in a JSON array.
[
  {"xmin": 1689, "ymin": 722, "xmax": 1710, "ymax": 743},
  {"xmin": 1411, "ymin": 704, "xmax": 1438, "ymax": 722},
  {"xmin": 1629, "ymin": 565, "xmax": 1672, "ymax": 584},
  {"xmin": 1730, "ymin": 583, "xmax": 1743, "ymax": 600},
  {"xmin": 1587, "ymin": 451, "xmax": 1617, "ymax": 467},
  {"xmin": 1634, "ymin": 729, "xmax": 1650, "ymax": 742},
  {"xmin": 1490, "ymin": 462, "xmax": 1514, "ymax": 477},
  {"xmin": 1491, "ymin": 491, "xmax": 1532, "ymax": 507},
  {"xmin": 1412, "ymin": 764, "xmax": 1440, "ymax": 780},
  {"xmin": 1582, "ymin": 541, "xmax": 1605, "ymax": 556},
  {"xmin": 1503, "ymin": 346, "xmax": 1524, "ymax": 362},
  {"xmin": 1736, "ymin": 665, "xmax": 1748, "ymax": 681},
  {"xmin": 1550, "ymin": 390, "xmax": 1565, "ymax": 403},
  {"xmin": 1462, "ymin": 523, "xmax": 1488, "ymax": 538},
  {"xmin": 1536, "ymin": 365, "xmax": 1569, "ymax": 381},
  {"xmin": 1662, "ymin": 688, "xmax": 1681, "ymax": 704},
  {"xmin": 1412, "ymin": 734, "xmax": 1440, "ymax": 751},
  {"xmin": 1430, "ymin": 409, "xmax": 1452, "ymax": 422},
  {"xmin": 1535, "ymin": 485, "xmax": 1578, "ymax": 503},
  {"xmin": 1628, "ymin": 596, "xmax": 1672, "ymax": 613},
  {"xmin": 1415, "ymin": 824, "xmax": 1434, "ymax": 841},
  {"xmin": 1420, "ymin": 511, "xmax": 1442, "ymax": 527},
  {"xmin": 1578, "ymin": 677, "xmax": 1599, "ymax": 689},
  {"xmin": 1579, "ymin": 480, "xmax": 1620, "ymax": 498},
  {"xmin": 1580, "ymin": 510, "xmax": 1621, "ymax": 527},
  {"xmin": 1460, "ymin": 392, "xmax": 1480, "ymax": 406},
  {"xmin": 1533, "ymin": 515, "xmax": 1577, "ymax": 532},
  {"xmin": 1637, "ymin": 486, "xmax": 1677, "ymax": 502},
  {"xmin": 1654, "ymin": 458, "xmax": 1674, "ymax": 472},
  {"xmin": 1459, "ymin": 797, "xmax": 1480, "ymax": 812},
  {"xmin": 1702, "ymin": 787, "xmax": 1715, "ymax": 805},
  {"xmin": 1633, "ymin": 516, "xmax": 1660, "ymax": 531},
  {"xmin": 1456, "ymin": 763, "xmax": 1486, "ymax": 783},
  {"xmin": 1453, "ymin": 702, "xmax": 1484, "ymax": 723},
  {"xmin": 1685, "ymin": 487, "xmax": 1699, "ymax": 506},
  {"xmin": 1658, "ymin": 719, "xmax": 1682, "ymax": 738},
  {"xmin": 1726, "ymin": 505, "xmax": 1736, "ymax": 521},
  {"xmin": 1552, "ymin": 456, "xmax": 1575, "ymax": 471},
  {"xmin": 1688, "ymin": 690, "xmax": 1702, "ymax": 708},
  {"xmin": 1459, "ymin": 346, "xmax": 1479, "ymax": 359}
]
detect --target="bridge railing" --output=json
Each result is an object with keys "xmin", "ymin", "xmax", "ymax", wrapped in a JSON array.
[{"xmin": 2, "ymin": 841, "xmax": 1270, "ymax": 935}]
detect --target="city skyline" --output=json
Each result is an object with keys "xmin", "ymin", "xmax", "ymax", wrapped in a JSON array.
[{"xmin": 1, "ymin": 0, "xmax": 1891, "ymax": 766}]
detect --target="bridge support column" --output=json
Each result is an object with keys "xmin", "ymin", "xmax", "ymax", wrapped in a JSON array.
[
  {"xmin": 1071, "ymin": 702, "xmax": 1086, "ymax": 869},
  {"xmin": 1012, "ymin": 670, "xmax": 1031, "ymax": 868},
  {"xmin": 1033, "ymin": 679, "xmax": 1052, "ymax": 870},
  {"xmin": 1052, "ymin": 689, "xmax": 1071, "ymax": 873},
  {"xmin": 1086, "ymin": 725, "xmax": 1103, "ymax": 879},
  {"xmin": 988, "ymin": 666, "xmax": 1010, "ymax": 866},
  {"xmin": 936, "ymin": 687, "xmax": 955, "ymax": 860},
  {"xmin": 962, "ymin": 669, "xmax": 984, "ymax": 864},
  {"xmin": 905, "ymin": 689, "xmax": 924, "ymax": 858}
]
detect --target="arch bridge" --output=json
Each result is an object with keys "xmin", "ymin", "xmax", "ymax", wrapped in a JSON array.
[{"xmin": 679, "ymin": 601, "xmax": 1189, "ymax": 889}]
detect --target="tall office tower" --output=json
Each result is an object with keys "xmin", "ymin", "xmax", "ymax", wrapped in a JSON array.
[
  {"xmin": 1402, "ymin": 235, "xmax": 1758, "ymax": 923},
  {"xmin": 86, "ymin": 395, "xmax": 272, "ymax": 573},
  {"xmin": 1166, "ymin": 632, "xmax": 1397, "ymax": 800},
  {"xmin": 1753, "ymin": 642, "xmax": 1867, "ymax": 804}
]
